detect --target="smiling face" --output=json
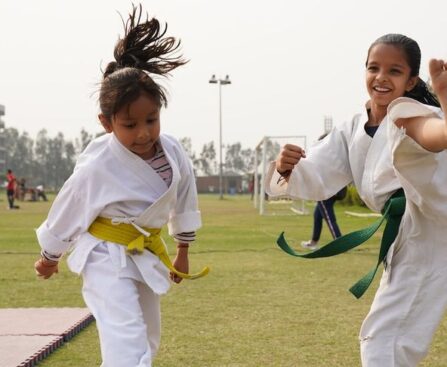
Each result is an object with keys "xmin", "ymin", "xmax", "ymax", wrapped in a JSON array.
[
  {"xmin": 99, "ymin": 93, "xmax": 161, "ymax": 160},
  {"xmin": 365, "ymin": 43, "xmax": 418, "ymax": 110}
]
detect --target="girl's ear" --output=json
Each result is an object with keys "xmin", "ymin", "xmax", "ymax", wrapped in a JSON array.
[
  {"xmin": 98, "ymin": 114, "xmax": 113, "ymax": 133},
  {"xmin": 406, "ymin": 76, "xmax": 419, "ymax": 92}
]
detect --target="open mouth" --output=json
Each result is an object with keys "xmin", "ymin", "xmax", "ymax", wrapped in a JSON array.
[{"xmin": 373, "ymin": 86, "xmax": 391, "ymax": 93}]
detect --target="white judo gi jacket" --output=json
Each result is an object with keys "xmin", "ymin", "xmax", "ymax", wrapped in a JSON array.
[
  {"xmin": 266, "ymin": 97, "xmax": 447, "ymax": 366},
  {"xmin": 37, "ymin": 132, "xmax": 201, "ymax": 295},
  {"xmin": 266, "ymin": 97, "xmax": 445, "ymax": 216}
]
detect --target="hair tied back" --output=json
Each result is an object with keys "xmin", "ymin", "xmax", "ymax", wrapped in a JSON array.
[{"xmin": 105, "ymin": 3, "xmax": 187, "ymax": 79}]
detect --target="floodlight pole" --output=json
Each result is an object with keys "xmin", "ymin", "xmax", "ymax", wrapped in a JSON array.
[{"xmin": 209, "ymin": 74, "xmax": 231, "ymax": 200}]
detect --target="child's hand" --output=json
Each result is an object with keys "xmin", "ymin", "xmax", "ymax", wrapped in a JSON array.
[
  {"xmin": 429, "ymin": 59, "xmax": 447, "ymax": 101},
  {"xmin": 171, "ymin": 245, "xmax": 189, "ymax": 284},
  {"xmin": 34, "ymin": 257, "xmax": 59, "ymax": 279},
  {"xmin": 276, "ymin": 144, "xmax": 306, "ymax": 175}
]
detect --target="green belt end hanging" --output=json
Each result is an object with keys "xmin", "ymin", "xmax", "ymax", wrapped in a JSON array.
[{"xmin": 275, "ymin": 189, "xmax": 406, "ymax": 298}]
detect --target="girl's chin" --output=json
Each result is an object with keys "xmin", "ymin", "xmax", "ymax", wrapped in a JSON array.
[
  {"xmin": 371, "ymin": 95, "xmax": 394, "ymax": 106},
  {"xmin": 132, "ymin": 146, "xmax": 155, "ymax": 160}
]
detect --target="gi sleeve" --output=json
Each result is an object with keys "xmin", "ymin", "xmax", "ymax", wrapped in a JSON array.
[
  {"xmin": 387, "ymin": 97, "xmax": 447, "ymax": 221},
  {"xmin": 36, "ymin": 170, "xmax": 102, "ymax": 256},
  {"xmin": 265, "ymin": 123, "xmax": 354, "ymax": 201},
  {"xmin": 167, "ymin": 142, "xmax": 202, "ymax": 236}
]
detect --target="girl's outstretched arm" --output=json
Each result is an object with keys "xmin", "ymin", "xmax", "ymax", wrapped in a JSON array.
[{"xmin": 396, "ymin": 59, "xmax": 447, "ymax": 152}]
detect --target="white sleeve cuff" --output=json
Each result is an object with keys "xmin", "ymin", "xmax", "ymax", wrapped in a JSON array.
[
  {"xmin": 387, "ymin": 97, "xmax": 440, "ymax": 123},
  {"xmin": 36, "ymin": 221, "xmax": 74, "ymax": 255},
  {"xmin": 167, "ymin": 211, "xmax": 202, "ymax": 236},
  {"xmin": 264, "ymin": 161, "xmax": 301, "ymax": 199}
]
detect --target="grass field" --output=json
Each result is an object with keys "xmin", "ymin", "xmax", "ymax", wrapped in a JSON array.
[{"xmin": 1, "ymin": 194, "xmax": 447, "ymax": 366}]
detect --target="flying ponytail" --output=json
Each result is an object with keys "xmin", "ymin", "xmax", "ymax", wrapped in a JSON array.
[{"xmin": 99, "ymin": 4, "xmax": 188, "ymax": 118}]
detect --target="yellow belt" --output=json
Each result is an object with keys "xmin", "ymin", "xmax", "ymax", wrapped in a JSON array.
[{"xmin": 88, "ymin": 217, "xmax": 209, "ymax": 280}]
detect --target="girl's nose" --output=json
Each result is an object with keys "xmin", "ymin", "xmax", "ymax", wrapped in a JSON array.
[
  {"xmin": 376, "ymin": 71, "xmax": 387, "ymax": 82},
  {"xmin": 137, "ymin": 126, "xmax": 150, "ymax": 139}
]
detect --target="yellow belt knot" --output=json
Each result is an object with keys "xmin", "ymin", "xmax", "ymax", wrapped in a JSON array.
[
  {"xmin": 127, "ymin": 235, "xmax": 145, "ymax": 255},
  {"xmin": 87, "ymin": 217, "xmax": 209, "ymax": 280}
]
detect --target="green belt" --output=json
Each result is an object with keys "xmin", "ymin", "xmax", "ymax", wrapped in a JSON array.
[{"xmin": 277, "ymin": 189, "xmax": 405, "ymax": 298}]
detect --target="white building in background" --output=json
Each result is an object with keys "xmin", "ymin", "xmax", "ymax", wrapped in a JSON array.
[{"xmin": 0, "ymin": 105, "xmax": 5, "ymax": 176}]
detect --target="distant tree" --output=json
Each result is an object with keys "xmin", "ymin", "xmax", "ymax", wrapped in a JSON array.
[
  {"xmin": 197, "ymin": 141, "xmax": 217, "ymax": 175},
  {"xmin": 33, "ymin": 130, "xmax": 76, "ymax": 190},
  {"xmin": 179, "ymin": 137, "xmax": 196, "ymax": 161},
  {"xmin": 240, "ymin": 147, "xmax": 254, "ymax": 174},
  {"xmin": 48, "ymin": 133, "xmax": 77, "ymax": 190},
  {"xmin": 3, "ymin": 128, "xmax": 34, "ymax": 179},
  {"xmin": 63, "ymin": 140, "xmax": 76, "ymax": 181},
  {"xmin": 179, "ymin": 137, "xmax": 200, "ymax": 174},
  {"xmin": 75, "ymin": 128, "xmax": 94, "ymax": 154},
  {"xmin": 34, "ymin": 129, "xmax": 50, "ymax": 187},
  {"xmin": 265, "ymin": 140, "xmax": 281, "ymax": 163},
  {"xmin": 225, "ymin": 143, "xmax": 255, "ymax": 174},
  {"xmin": 46, "ymin": 133, "xmax": 64, "ymax": 189},
  {"xmin": 224, "ymin": 142, "xmax": 244, "ymax": 173}
]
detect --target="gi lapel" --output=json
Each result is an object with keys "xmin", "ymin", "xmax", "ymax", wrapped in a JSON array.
[
  {"xmin": 108, "ymin": 134, "xmax": 169, "ymax": 199},
  {"xmin": 133, "ymin": 135, "xmax": 180, "ymax": 225}
]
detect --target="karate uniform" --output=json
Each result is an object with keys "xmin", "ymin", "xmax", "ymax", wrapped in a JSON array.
[
  {"xmin": 36, "ymin": 133, "xmax": 201, "ymax": 367},
  {"xmin": 265, "ymin": 97, "xmax": 447, "ymax": 366}
]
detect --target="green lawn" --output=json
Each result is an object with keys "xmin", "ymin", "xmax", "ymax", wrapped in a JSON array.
[{"xmin": 1, "ymin": 195, "xmax": 446, "ymax": 366}]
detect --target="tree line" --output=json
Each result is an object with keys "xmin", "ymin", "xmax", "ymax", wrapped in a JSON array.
[
  {"xmin": 3, "ymin": 129, "xmax": 266, "ymax": 190},
  {"xmin": 3, "ymin": 128, "xmax": 96, "ymax": 191},
  {"xmin": 179, "ymin": 137, "xmax": 257, "ymax": 176}
]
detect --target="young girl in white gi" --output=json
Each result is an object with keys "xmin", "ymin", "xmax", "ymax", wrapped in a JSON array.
[
  {"xmin": 34, "ymin": 5, "xmax": 206, "ymax": 366},
  {"xmin": 266, "ymin": 34, "xmax": 447, "ymax": 366}
]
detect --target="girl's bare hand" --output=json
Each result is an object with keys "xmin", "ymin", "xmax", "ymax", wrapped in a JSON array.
[
  {"xmin": 34, "ymin": 258, "xmax": 59, "ymax": 279},
  {"xmin": 276, "ymin": 144, "xmax": 306, "ymax": 174},
  {"xmin": 429, "ymin": 59, "xmax": 447, "ymax": 100},
  {"xmin": 171, "ymin": 247, "xmax": 189, "ymax": 284}
]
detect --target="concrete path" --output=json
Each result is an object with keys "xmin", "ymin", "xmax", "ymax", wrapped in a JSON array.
[{"xmin": 0, "ymin": 308, "xmax": 94, "ymax": 367}]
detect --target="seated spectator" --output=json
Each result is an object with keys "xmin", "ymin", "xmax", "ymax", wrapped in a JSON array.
[{"xmin": 36, "ymin": 185, "xmax": 48, "ymax": 201}]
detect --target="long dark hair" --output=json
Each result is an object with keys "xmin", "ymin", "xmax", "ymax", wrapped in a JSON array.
[
  {"xmin": 366, "ymin": 33, "xmax": 440, "ymax": 108},
  {"xmin": 99, "ymin": 4, "xmax": 188, "ymax": 119}
]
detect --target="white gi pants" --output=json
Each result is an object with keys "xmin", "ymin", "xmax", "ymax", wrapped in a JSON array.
[
  {"xmin": 360, "ymin": 214, "xmax": 447, "ymax": 366},
  {"xmin": 81, "ymin": 244, "xmax": 161, "ymax": 367}
]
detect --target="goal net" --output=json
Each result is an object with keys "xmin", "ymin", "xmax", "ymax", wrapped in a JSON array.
[{"xmin": 253, "ymin": 135, "xmax": 308, "ymax": 216}]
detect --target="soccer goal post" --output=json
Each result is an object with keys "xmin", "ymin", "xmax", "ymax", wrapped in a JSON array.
[{"xmin": 253, "ymin": 135, "xmax": 308, "ymax": 216}]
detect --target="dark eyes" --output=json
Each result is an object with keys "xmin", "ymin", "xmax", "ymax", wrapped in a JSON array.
[
  {"xmin": 390, "ymin": 69, "xmax": 402, "ymax": 74},
  {"xmin": 367, "ymin": 66, "xmax": 402, "ymax": 75},
  {"xmin": 123, "ymin": 119, "xmax": 157, "ymax": 129}
]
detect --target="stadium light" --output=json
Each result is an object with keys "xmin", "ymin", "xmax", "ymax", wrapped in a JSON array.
[{"xmin": 209, "ymin": 74, "xmax": 231, "ymax": 200}]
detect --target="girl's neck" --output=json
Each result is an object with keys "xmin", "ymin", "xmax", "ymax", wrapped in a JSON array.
[{"xmin": 367, "ymin": 104, "xmax": 387, "ymax": 126}]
